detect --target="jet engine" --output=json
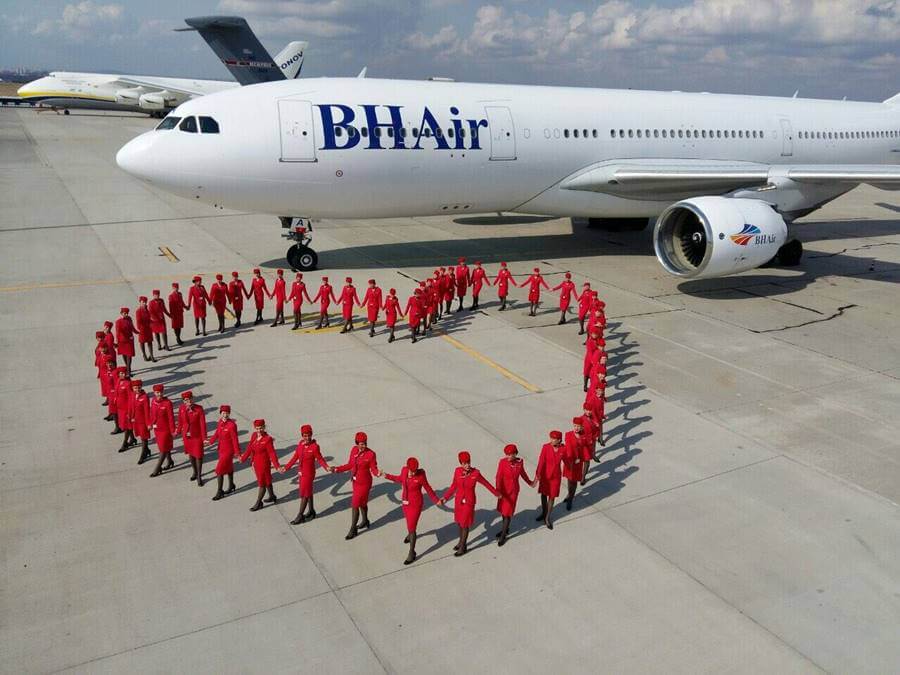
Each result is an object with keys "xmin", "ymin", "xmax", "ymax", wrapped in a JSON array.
[
  {"xmin": 653, "ymin": 196, "xmax": 787, "ymax": 279},
  {"xmin": 138, "ymin": 91, "xmax": 181, "ymax": 111},
  {"xmin": 115, "ymin": 87, "xmax": 145, "ymax": 104}
]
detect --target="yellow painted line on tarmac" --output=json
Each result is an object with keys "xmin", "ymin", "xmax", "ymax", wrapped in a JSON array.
[
  {"xmin": 293, "ymin": 315, "xmax": 386, "ymax": 334},
  {"xmin": 438, "ymin": 332, "xmax": 542, "ymax": 393},
  {"xmin": 224, "ymin": 308, "xmax": 235, "ymax": 319},
  {"xmin": 158, "ymin": 246, "xmax": 179, "ymax": 262}
]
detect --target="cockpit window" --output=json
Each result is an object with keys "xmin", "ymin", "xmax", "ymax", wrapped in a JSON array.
[
  {"xmin": 156, "ymin": 116, "xmax": 181, "ymax": 130},
  {"xmin": 179, "ymin": 116, "xmax": 198, "ymax": 133},
  {"xmin": 199, "ymin": 116, "xmax": 220, "ymax": 134}
]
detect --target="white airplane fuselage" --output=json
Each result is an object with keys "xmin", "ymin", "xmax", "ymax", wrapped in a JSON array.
[{"xmin": 117, "ymin": 77, "xmax": 900, "ymax": 221}]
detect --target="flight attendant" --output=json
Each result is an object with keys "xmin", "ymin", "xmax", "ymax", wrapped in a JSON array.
[
  {"xmin": 240, "ymin": 419, "xmax": 282, "ymax": 511},
  {"xmin": 177, "ymin": 390, "xmax": 208, "ymax": 486},
  {"xmin": 210, "ymin": 274, "xmax": 230, "ymax": 333},
  {"xmin": 102, "ymin": 320, "xmax": 117, "ymax": 366},
  {"xmin": 135, "ymin": 296, "xmax": 155, "ymax": 363},
  {"xmin": 312, "ymin": 276, "xmax": 337, "ymax": 329},
  {"xmin": 563, "ymin": 417, "xmax": 587, "ymax": 510},
  {"xmin": 114, "ymin": 367, "xmax": 134, "ymax": 449},
  {"xmin": 493, "ymin": 262, "xmax": 517, "ymax": 311},
  {"xmin": 186, "ymin": 275, "xmax": 210, "ymax": 336},
  {"xmin": 442, "ymin": 451, "xmax": 498, "ymax": 557},
  {"xmin": 552, "ymin": 272, "xmax": 578, "ymax": 325},
  {"xmin": 337, "ymin": 277, "xmax": 361, "ymax": 333},
  {"xmin": 206, "ymin": 404, "xmax": 240, "ymax": 500},
  {"xmin": 130, "ymin": 379, "xmax": 152, "ymax": 464},
  {"xmin": 384, "ymin": 457, "xmax": 440, "ymax": 564},
  {"xmin": 421, "ymin": 279, "xmax": 435, "ymax": 331},
  {"xmin": 494, "ymin": 444, "xmax": 535, "ymax": 546},
  {"xmin": 229, "ymin": 271, "xmax": 246, "ymax": 327},
  {"xmin": 149, "ymin": 383, "xmax": 175, "ymax": 476},
  {"xmin": 454, "ymin": 257, "xmax": 470, "ymax": 311},
  {"xmin": 168, "ymin": 282, "xmax": 186, "ymax": 345},
  {"xmin": 583, "ymin": 330, "xmax": 602, "ymax": 392},
  {"xmin": 405, "ymin": 289, "xmax": 422, "ymax": 343},
  {"xmin": 287, "ymin": 272, "xmax": 312, "ymax": 330},
  {"xmin": 383, "ymin": 288, "xmax": 403, "ymax": 343},
  {"xmin": 360, "ymin": 279, "xmax": 383, "ymax": 337},
  {"xmin": 523, "ymin": 267, "xmax": 550, "ymax": 317},
  {"xmin": 430, "ymin": 275, "xmax": 443, "ymax": 324},
  {"xmin": 331, "ymin": 431, "xmax": 380, "ymax": 540},
  {"xmin": 585, "ymin": 381, "xmax": 607, "ymax": 452},
  {"xmin": 577, "ymin": 283, "xmax": 593, "ymax": 335},
  {"xmin": 148, "ymin": 289, "xmax": 170, "ymax": 351},
  {"xmin": 101, "ymin": 357, "xmax": 117, "ymax": 424},
  {"xmin": 580, "ymin": 406, "xmax": 598, "ymax": 484},
  {"xmin": 270, "ymin": 268, "xmax": 287, "ymax": 327},
  {"xmin": 535, "ymin": 430, "xmax": 564, "ymax": 528},
  {"xmin": 94, "ymin": 331, "xmax": 109, "ymax": 401},
  {"xmin": 470, "ymin": 261, "xmax": 487, "ymax": 310},
  {"xmin": 444, "ymin": 268, "xmax": 456, "ymax": 314},
  {"xmin": 282, "ymin": 424, "xmax": 330, "ymax": 524},
  {"xmin": 247, "ymin": 268, "xmax": 269, "ymax": 325},
  {"xmin": 114, "ymin": 307, "xmax": 136, "ymax": 377}
]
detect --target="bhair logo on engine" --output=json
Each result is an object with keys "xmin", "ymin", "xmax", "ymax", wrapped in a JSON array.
[{"xmin": 730, "ymin": 223, "xmax": 779, "ymax": 246}]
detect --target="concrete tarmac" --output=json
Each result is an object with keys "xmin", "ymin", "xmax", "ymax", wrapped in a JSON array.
[{"xmin": 1, "ymin": 108, "xmax": 899, "ymax": 674}]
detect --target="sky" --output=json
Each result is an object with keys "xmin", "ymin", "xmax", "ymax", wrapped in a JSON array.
[{"xmin": 1, "ymin": 0, "xmax": 897, "ymax": 101}]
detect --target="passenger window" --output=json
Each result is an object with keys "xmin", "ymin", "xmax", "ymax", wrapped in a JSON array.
[
  {"xmin": 654, "ymin": 130, "xmax": 659, "ymax": 138},
  {"xmin": 460, "ymin": 128, "xmax": 466, "ymax": 138},
  {"xmin": 198, "ymin": 116, "xmax": 219, "ymax": 133},
  {"xmin": 564, "ymin": 129, "xmax": 570, "ymax": 138},
  {"xmin": 156, "ymin": 116, "xmax": 181, "ymax": 130},
  {"xmin": 412, "ymin": 128, "xmax": 419, "ymax": 138},
  {"xmin": 335, "ymin": 127, "xmax": 344, "ymax": 137},
  {"xmin": 670, "ymin": 129, "xmax": 675, "ymax": 137},
  {"xmin": 361, "ymin": 127, "xmax": 368, "ymax": 137},
  {"xmin": 701, "ymin": 130, "xmax": 706, "ymax": 138},
  {"xmin": 447, "ymin": 127, "xmax": 453, "ymax": 138},
  {"xmin": 628, "ymin": 129, "xmax": 633, "ymax": 138},
  {"xmin": 423, "ymin": 128, "xmax": 432, "ymax": 137},
  {"xmin": 178, "ymin": 116, "xmax": 198, "ymax": 133},
  {"xmin": 610, "ymin": 129, "xmax": 616, "ymax": 138},
  {"xmin": 693, "ymin": 130, "xmax": 699, "ymax": 138},
  {"xmin": 387, "ymin": 127, "xmax": 394, "ymax": 138},
  {"xmin": 435, "ymin": 127, "xmax": 443, "ymax": 138},
  {"xmin": 374, "ymin": 127, "xmax": 382, "ymax": 138},
  {"xmin": 573, "ymin": 129, "xmax": 579, "ymax": 138},
  {"xmin": 592, "ymin": 130, "xmax": 598, "ymax": 138},
  {"xmin": 662, "ymin": 130, "xmax": 667, "ymax": 138},
  {"xmin": 677, "ymin": 130, "xmax": 683, "ymax": 138}
]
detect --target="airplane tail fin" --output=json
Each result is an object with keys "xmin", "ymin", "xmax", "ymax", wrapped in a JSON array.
[
  {"xmin": 179, "ymin": 16, "xmax": 284, "ymax": 86},
  {"xmin": 273, "ymin": 41, "xmax": 307, "ymax": 80},
  {"xmin": 884, "ymin": 92, "xmax": 900, "ymax": 106}
]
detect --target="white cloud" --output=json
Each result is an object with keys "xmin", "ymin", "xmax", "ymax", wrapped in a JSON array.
[
  {"xmin": 32, "ymin": 1, "xmax": 123, "ymax": 42},
  {"xmin": 405, "ymin": 25, "xmax": 459, "ymax": 51}
]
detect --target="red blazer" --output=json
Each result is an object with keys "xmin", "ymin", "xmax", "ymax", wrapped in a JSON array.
[
  {"xmin": 149, "ymin": 397, "xmax": 175, "ymax": 434},
  {"xmin": 334, "ymin": 446, "xmax": 379, "ymax": 488},
  {"xmin": 443, "ymin": 466, "xmax": 498, "ymax": 505},
  {"xmin": 209, "ymin": 418, "xmax": 241, "ymax": 458},
  {"xmin": 495, "ymin": 457, "xmax": 532, "ymax": 499},
  {"xmin": 177, "ymin": 403, "xmax": 207, "ymax": 442}
]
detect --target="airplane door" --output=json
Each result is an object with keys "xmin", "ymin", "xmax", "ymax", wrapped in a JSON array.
[
  {"xmin": 780, "ymin": 118, "xmax": 793, "ymax": 157},
  {"xmin": 485, "ymin": 106, "xmax": 517, "ymax": 161},
  {"xmin": 278, "ymin": 99, "xmax": 316, "ymax": 162}
]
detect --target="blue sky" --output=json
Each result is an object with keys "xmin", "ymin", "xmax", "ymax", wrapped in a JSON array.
[{"xmin": 1, "ymin": 0, "xmax": 897, "ymax": 101}]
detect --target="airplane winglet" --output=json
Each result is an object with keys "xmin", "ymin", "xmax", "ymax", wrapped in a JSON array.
[
  {"xmin": 884, "ymin": 92, "xmax": 900, "ymax": 106},
  {"xmin": 357, "ymin": 66, "xmax": 368, "ymax": 79}
]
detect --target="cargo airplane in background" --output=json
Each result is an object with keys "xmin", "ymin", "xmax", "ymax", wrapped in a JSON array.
[
  {"xmin": 116, "ymin": 75, "xmax": 900, "ymax": 279},
  {"xmin": 17, "ymin": 16, "xmax": 306, "ymax": 116}
]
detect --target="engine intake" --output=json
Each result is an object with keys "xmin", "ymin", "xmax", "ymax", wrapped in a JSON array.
[{"xmin": 653, "ymin": 196, "xmax": 787, "ymax": 279}]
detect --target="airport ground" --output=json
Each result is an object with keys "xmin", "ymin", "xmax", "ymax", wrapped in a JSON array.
[{"xmin": 1, "ymin": 108, "xmax": 899, "ymax": 674}]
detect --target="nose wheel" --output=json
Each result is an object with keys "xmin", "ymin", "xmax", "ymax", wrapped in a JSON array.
[{"xmin": 281, "ymin": 217, "xmax": 318, "ymax": 271}]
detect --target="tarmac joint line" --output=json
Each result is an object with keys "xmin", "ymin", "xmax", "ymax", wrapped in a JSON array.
[{"xmin": 158, "ymin": 246, "xmax": 179, "ymax": 262}]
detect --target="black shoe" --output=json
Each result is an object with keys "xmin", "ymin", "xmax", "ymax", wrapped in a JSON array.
[
  {"xmin": 558, "ymin": 318, "xmax": 565, "ymax": 325},
  {"xmin": 453, "ymin": 543, "xmax": 459, "ymax": 551},
  {"xmin": 118, "ymin": 445, "xmax": 128, "ymax": 453},
  {"xmin": 104, "ymin": 414, "xmax": 114, "ymax": 421},
  {"xmin": 307, "ymin": 509, "xmax": 316, "ymax": 520},
  {"xmin": 165, "ymin": 461, "xmax": 174, "ymax": 470},
  {"xmin": 388, "ymin": 335, "xmax": 394, "ymax": 343},
  {"xmin": 212, "ymin": 492, "xmax": 224, "ymax": 501},
  {"xmin": 359, "ymin": 520, "xmax": 370, "ymax": 529},
  {"xmin": 197, "ymin": 477, "xmax": 204, "ymax": 487},
  {"xmin": 345, "ymin": 529, "xmax": 357, "ymax": 540},
  {"xmin": 227, "ymin": 485, "xmax": 236, "ymax": 494},
  {"xmin": 546, "ymin": 520, "xmax": 554, "ymax": 530},
  {"xmin": 264, "ymin": 495, "xmax": 276, "ymax": 504},
  {"xmin": 454, "ymin": 547, "xmax": 467, "ymax": 557},
  {"xmin": 565, "ymin": 498, "xmax": 573, "ymax": 511},
  {"xmin": 291, "ymin": 515, "xmax": 306, "ymax": 525},
  {"xmin": 369, "ymin": 330, "xmax": 375, "ymax": 337},
  {"xmin": 403, "ymin": 534, "xmax": 410, "ymax": 544},
  {"xmin": 498, "ymin": 535, "xmax": 507, "ymax": 547},
  {"xmin": 149, "ymin": 470, "xmax": 161, "ymax": 478},
  {"xmin": 270, "ymin": 323, "xmax": 278, "ymax": 328},
  {"xmin": 111, "ymin": 428, "xmax": 123, "ymax": 435},
  {"xmin": 404, "ymin": 552, "xmax": 417, "ymax": 565},
  {"xmin": 535, "ymin": 511, "xmax": 546, "ymax": 522},
  {"xmin": 250, "ymin": 502, "xmax": 263, "ymax": 512},
  {"xmin": 190, "ymin": 474, "xmax": 197, "ymax": 481}
]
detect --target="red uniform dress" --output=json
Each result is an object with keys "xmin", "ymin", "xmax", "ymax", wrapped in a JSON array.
[
  {"xmin": 103, "ymin": 330, "xmax": 116, "ymax": 361},
  {"xmin": 589, "ymin": 360, "xmax": 607, "ymax": 391},
  {"xmin": 150, "ymin": 396, "xmax": 175, "ymax": 452},
  {"xmin": 96, "ymin": 350, "xmax": 111, "ymax": 397},
  {"xmin": 209, "ymin": 418, "xmax": 240, "ymax": 476},
  {"xmin": 210, "ymin": 282, "xmax": 229, "ymax": 315},
  {"xmin": 273, "ymin": 276, "xmax": 287, "ymax": 313},
  {"xmin": 383, "ymin": 295, "xmax": 402, "ymax": 327},
  {"xmin": 581, "ymin": 414, "xmax": 597, "ymax": 452},
  {"xmin": 443, "ymin": 466, "xmax": 498, "ymax": 528},
  {"xmin": 168, "ymin": 289, "xmax": 186, "ymax": 330},
  {"xmin": 585, "ymin": 392, "xmax": 606, "ymax": 429},
  {"xmin": 187, "ymin": 284, "xmax": 210, "ymax": 319},
  {"xmin": 455, "ymin": 263, "xmax": 470, "ymax": 297},
  {"xmin": 583, "ymin": 339, "xmax": 601, "ymax": 378},
  {"xmin": 177, "ymin": 402, "xmax": 207, "ymax": 458},
  {"xmin": 103, "ymin": 367, "xmax": 118, "ymax": 417},
  {"xmin": 385, "ymin": 467, "xmax": 439, "ymax": 532},
  {"xmin": 444, "ymin": 273, "xmax": 456, "ymax": 303},
  {"xmin": 493, "ymin": 268, "xmax": 517, "ymax": 299},
  {"xmin": 524, "ymin": 273, "xmax": 550, "ymax": 303},
  {"xmin": 115, "ymin": 316, "xmax": 136, "ymax": 358},
  {"xmin": 313, "ymin": 283, "xmax": 337, "ymax": 312},
  {"xmin": 229, "ymin": 278, "xmax": 246, "ymax": 313},
  {"xmin": 334, "ymin": 446, "xmax": 379, "ymax": 508},
  {"xmin": 361, "ymin": 286, "xmax": 383, "ymax": 323},
  {"xmin": 337, "ymin": 285, "xmax": 361, "ymax": 321},
  {"xmin": 249, "ymin": 276, "xmax": 269, "ymax": 310},
  {"xmin": 135, "ymin": 306, "xmax": 152, "ymax": 345},
  {"xmin": 536, "ymin": 442, "xmax": 564, "ymax": 498},
  {"xmin": 404, "ymin": 295, "xmax": 421, "ymax": 328},
  {"xmin": 115, "ymin": 377, "xmax": 132, "ymax": 429},
  {"xmin": 577, "ymin": 290, "xmax": 593, "ymax": 321},
  {"xmin": 130, "ymin": 391, "xmax": 151, "ymax": 440},
  {"xmin": 563, "ymin": 430, "xmax": 587, "ymax": 482},
  {"xmin": 552, "ymin": 279, "xmax": 577, "ymax": 310},
  {"xmin": 471, "ymin": 267, "xmax": 487, "ymax": 297},
  {"xmin": 148, "ymin": 297, "xmax": 169, "ymax": 334},
  {"xmin": 283, "ymin": 439, "xmax": 330, "ymax": 498},
  {"xmin": 288, "ymin": 280, "xmax": 311, "ymax": 313},
  {"xmin": 240, "ymin": 431, "xmax": 281, "ymax": 486},
  {"xmin": 495, "ymin": 457, "xmax": 533, "ymax": 517}
]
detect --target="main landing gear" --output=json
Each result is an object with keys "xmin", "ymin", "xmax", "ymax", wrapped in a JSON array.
[
  {"xmin": 282, "ymin": 217, "xmax": 318, "ymax": 271},
  {"xmin": 776, "ymin": 238, "xmax": 803, "ymax": 266}
]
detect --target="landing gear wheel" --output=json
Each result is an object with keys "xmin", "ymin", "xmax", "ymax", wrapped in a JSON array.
[
  {"xmin": 287, "ymin": 244, "xmax": 318, "ymax": 271},
  {"xmin": 63, "ymin": 109, "xmax": 70, "ymax": 115},
  {"xmin": 777, "ymin": 239, "xmax": 803, "ymax": 266}
]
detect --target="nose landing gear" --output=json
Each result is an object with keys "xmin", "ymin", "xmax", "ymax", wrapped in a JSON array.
[{"xmin": 281, "ymin": 217, "xmax": 318, "ymax": 271}]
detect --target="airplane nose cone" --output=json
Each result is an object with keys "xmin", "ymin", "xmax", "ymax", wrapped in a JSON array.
[{"xmin": 116, "ymin": 133, "xmax": 156, "ymax": 182}]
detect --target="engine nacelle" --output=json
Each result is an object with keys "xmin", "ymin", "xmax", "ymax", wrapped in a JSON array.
[
  {"xmin": 653, "ymin": 197, "xmax": 787, "ymax": 279},
  {"xmin": 139, "ymin": 91, "xmax": 179, "ymax": 111},
  {"xmin": 115, "ymin": 87, "xmax": 145, "ymax": 104}
]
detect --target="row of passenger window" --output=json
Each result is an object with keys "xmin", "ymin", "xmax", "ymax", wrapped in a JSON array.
[
  {"xmin": 608, "ymin": 128, "xmax": 764, "ymax": 140},
  {"xmin": 156, "ymin": 115, "xmax": 220, "ymax": 134},
  {"xmin": 798, "ymin": 129, "xmax": 898, "ymax": 139}
]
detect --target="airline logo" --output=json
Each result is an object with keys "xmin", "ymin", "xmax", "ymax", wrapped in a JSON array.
[
  {"xmin": 730, "ymin": 223, "xmax": 761, "ymax": 246},
  {"xmin": 280, "ymin": 52, "xmax": 303, "ymax": 70},
  {"xmin": 317, "ymin": 104, "xmax": 489, "ymax": 151}
]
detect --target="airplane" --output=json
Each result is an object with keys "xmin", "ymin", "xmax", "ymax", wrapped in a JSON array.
[
  {"xmin": 115, "ymin": 76, "xmax": 900, "ymax": 278},
  {"xmin": 16, "ymin": 16, "xmax": 306, "ymax": 117}
]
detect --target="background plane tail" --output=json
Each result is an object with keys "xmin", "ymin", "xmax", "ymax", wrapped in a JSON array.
[
  {"xmin": 884, "ymin": 92, "xmax": 900, "ymax": 105},
  {"xmin": 273, "ymin": 41, "xmax": 307, "ymax": 80},
  {"xmin": 180, "ymin": 16, "xmax": 286, "ymax": 86}
]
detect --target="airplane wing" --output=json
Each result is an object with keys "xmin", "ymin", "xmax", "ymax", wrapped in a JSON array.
[
  {"xmin": 110, "ymin": 75, "xmax": 234, "ymax": 99},
  {"xmin": 560, "ymin": 160, "xmax": 900, "ymax": 198}
]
